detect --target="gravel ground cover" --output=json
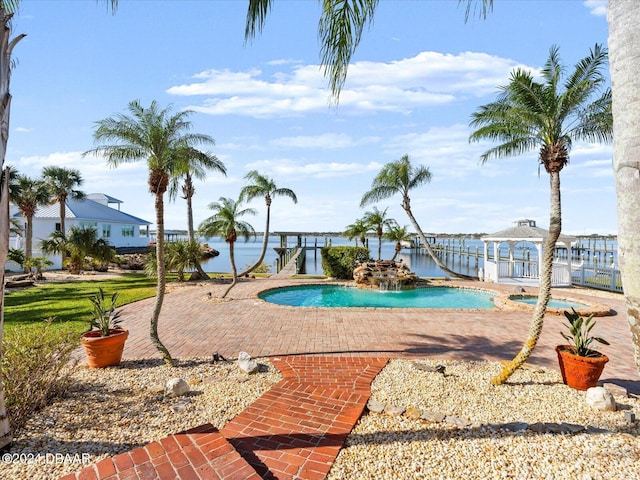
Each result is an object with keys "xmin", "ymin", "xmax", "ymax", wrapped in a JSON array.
[
  {"xmin": 1, "ymin": 357, "xmax": 281, "ymax": 480},
  {"xmin": 328, "ymin": 359, "xmax": 640, "ymax": 480},
  {"xmin": 3, "ymin": 356, "xmax": 639, "ymax": 480}
]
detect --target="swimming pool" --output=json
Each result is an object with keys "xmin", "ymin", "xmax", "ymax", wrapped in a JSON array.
[
  {"xmin": 258, "ymin": 285, "xmax": 495, "ymax": 309},
  {"xmin": 509, "ymin": 295, "xmax": 589, "ymax": 309}
]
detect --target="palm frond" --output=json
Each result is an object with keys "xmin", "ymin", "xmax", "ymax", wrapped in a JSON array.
[{"xmin": 319, "ymin": 0, "xmax": 379, "ymax": 101}]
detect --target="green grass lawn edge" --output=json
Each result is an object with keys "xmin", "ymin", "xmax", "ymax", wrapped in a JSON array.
[{"xmin": 3, "ymin": 272, "xmax": 177, "ymax": 338}]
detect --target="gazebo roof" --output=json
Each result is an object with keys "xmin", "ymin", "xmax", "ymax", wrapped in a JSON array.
[{"xmin": 482, "ymin": 219, "xmax": 576, "ymax": 244}]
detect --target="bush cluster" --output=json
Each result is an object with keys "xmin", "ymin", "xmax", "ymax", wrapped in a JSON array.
[
  {"xmin": 1, "ymin": 320, "xmax": 79, "ymax": 439},
  {"xmin": 321, "ymin": 246, "xmax": 371, "ymax": 279}
]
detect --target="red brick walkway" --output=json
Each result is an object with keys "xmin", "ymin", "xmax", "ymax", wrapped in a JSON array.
[{"xmin": 60, "ymin": 356, "xmax": 388, "ymax": 480}]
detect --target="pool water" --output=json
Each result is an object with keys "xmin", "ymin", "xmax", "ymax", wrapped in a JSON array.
[
  {"xmin": 511, "ymin": 296, "xmax": 589, "ymax": 309},
  {"xmin": 259, "ymin": 285, "xmax": 495, "ymax": 309}
]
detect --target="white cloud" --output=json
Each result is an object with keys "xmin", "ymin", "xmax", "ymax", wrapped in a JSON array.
[
  {"xmin": 167, "ymin": 50, "xmax": 527, "ymax": 118},
  {"xmin": 584, "ymin": 0, "xmax": 607, "ymax": 16},
  {"xmin": 269, "ymin": 133, "xmax": 380, "ymax": 150},
  {"xmin": 14, "ymin": 127, "xmax": 32, "ymax": 133},
  {"xmin": 245, "ymin": 158, "xmax": 384, "ymax": 179}
]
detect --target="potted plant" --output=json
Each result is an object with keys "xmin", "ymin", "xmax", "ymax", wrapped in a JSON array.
[
  {"xmin": 81, "ymin": 287, "xmax": 129, "ymax": 368},
  {"xmin": 555, "ymin": 308, "xmax": 610, "ymax": 390}
]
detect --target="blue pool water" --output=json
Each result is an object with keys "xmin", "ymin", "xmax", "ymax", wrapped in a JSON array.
[
  {"xmin": 259, "ymin": 285, "xmax": 495, "ymax": 309},
  {"xmin": 512, "ymin": 296, "xmax": 589, "ymax": 309}
]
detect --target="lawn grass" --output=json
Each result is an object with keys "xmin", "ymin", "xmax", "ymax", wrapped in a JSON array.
[{"xmin": 4, "ymin": 273, "xmax": 174, "ymax": 336}]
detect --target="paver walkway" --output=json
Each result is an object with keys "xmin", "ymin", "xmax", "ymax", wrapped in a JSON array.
[
  {"xmin": 60, "ymin": 276, "xmax": 639, "ymax": 479},
  {"xmin": 61, "ymin": 356, "xmax": 387, "ymax": 480}
]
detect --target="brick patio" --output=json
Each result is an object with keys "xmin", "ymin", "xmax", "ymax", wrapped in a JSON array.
[{"xmin": 62, "ymin": 277, "xmax": 639, "ymax": 479}]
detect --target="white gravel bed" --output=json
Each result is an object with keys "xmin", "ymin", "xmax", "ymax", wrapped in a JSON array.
[
  {"xmin": 1, "ymin": 357, "xmax": 281, "ymax": 480},
  {"xmin": 328, "ymin": 359, "xmax": 640, "ymax": 480}
]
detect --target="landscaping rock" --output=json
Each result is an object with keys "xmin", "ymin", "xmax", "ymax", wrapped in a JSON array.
[
  {"xmin": 404, "ymin": 407, "xmax": 422, "ymax": 420},
  {"xmin": 238, "ymin": 351, "xmax": 259, "ymax": 374},
  {"xmin": 384, "ymin": 405, "xmax": 405, "ymax": 416},
  {"xmin": 602, "ymin": 383, "xmax": 628, "ymax": 398},
  {"xmin": 586, "ymin": 386, "xmax": 616, "ymax": 411},
  {"xmin": 420, "ymin": 410, "xmax": 446, "ymax": 423},
  {"xmin": 367, "ymin": 399, "xmax": 385, "ymax": 413},
  {"xmin": 164, "ymin": 378, "xmax": 190, "ymax": 397}
]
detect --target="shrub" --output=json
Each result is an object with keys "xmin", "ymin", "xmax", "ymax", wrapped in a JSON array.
[
  {"xmin": 1, "ymin": 320, "xmax": 80, "ymax": 438},
  {"xmin": 321, "ymin": 246, "xmax": 371, "ymax": 279}
]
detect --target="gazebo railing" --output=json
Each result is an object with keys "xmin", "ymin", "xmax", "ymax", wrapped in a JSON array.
[{"xmin": 498, "ymin": 260, "xmax": 538, "ymax": 279}]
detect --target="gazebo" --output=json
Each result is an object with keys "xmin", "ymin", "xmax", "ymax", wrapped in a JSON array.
[{"xmin": 481, "ymin": 219, "xmax": 576, "ymax": 286}]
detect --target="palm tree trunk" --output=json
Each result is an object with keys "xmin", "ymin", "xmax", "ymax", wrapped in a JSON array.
[
  {"xmin": 151, "ymin": 193, "xmax": 174, "ymax": 366},
  {"xmin": 492, "ymin": 171, "xmax": 560, "ymax": 384},
  {"xmin": 377, "ymin": 233, "xmax": 382, "ymax": 260},
  {"xmin": 0, "ymin": 168, "xmax": 12, "ymax": 449},
  {"xmin": 240, "ymin": 204, "xmax": 270, "ymax": 277},
  {"xmin": 25, "ymin": 215, "xmax": 33, "ymax": 261},
  {"xmin": 186, "ymin": 190, "xmax": 195, "ymax": 242},
  {"xmin": 608, "ymin": 0, "xmax": 640, "ymax": 373},
  {"xmin": 58, "ymin": 197, "xmax": 66, "ymax": 235},
  {"xmin": 403, "ymin": 205, "xmax": 474, "ymax": 280},
  {"xmin": 222, "ymin": 241, "xmax": 238, "ymax": 298},
  {"xmin": 391, "ymin": 243, "xmax": 401, "ymax": 261},
  {"xmin": 186, "ymin": 193, "xmax": 210, "ymax": 280}
]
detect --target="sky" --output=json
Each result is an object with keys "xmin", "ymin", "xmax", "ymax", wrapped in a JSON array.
[{"xmin": 6, "ymin": 0, "xmax": 614, "ymax": 236}]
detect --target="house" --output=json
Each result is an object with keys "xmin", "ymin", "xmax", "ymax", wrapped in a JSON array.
[{"xmin": 9, "ymin": 193, "xmax": 151, "ymax": 270}]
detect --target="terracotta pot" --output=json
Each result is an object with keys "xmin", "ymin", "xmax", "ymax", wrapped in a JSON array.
[
  {"xmin": 81, "ymin": 328, "xmax": 129, "ymax": 368},
  {"xmin": 555, "ymin": 345, "xmax": 609, "ymax": 391}
]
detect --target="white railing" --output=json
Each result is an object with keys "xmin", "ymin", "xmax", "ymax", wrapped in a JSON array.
[{"xmin": 572, "ymin": 264, "xmax": 623, "ymax": 293}]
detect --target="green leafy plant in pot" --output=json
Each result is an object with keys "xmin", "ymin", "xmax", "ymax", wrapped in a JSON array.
[
  {"xmin": 81, "ymin": 287, "xmax": 129, "ymax": 368},
  {"xmin": 555, "ymin": 308, "xmax": 610, "ymax": 390}
]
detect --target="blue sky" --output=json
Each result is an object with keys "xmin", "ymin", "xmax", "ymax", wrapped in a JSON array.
[{"xmin": 7, "ymin": 0, "xmax": 613, "ymax": 235}]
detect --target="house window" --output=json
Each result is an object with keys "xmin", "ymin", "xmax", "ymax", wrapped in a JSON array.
[
  {"xmin": 102, "ymin": 224, "xmax": 111, "ymax": 238},
  {"xmin": 79, "ymin": 221, "xmax": 98, "ymax": 230},
  {"xmin": 140, "ymin": 226, "xmax": 148, "ymax": 237},
  {"xmin": 55, "ymin": 223, "xmax": 61, "ymax": 232},
  {"xmin": 122, "ymin": 225, "xmax": 134, "ymax": 238}
]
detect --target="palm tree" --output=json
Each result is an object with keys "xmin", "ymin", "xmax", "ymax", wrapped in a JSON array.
[
  {"xmin": 198, "ymin": 197, "xmax": 256, "ymax": 298},
  {"xmin": 41, "ymin": 166, "xmax": 85, "ymax": 236},
  {"xmin": 86, "ymin": 100, "xmax": 214, "ymax": 367},
  {"xmin": 344, "ymin": 218, "xmax": 368, "ymax": 248},
  {"xmin": 362, "ymin": 206, "xmax": 395, "ymax": 260},
  {"xmin": 168, "ymin": 142, "xmax": 226, "ymax": 280},
  {"xmin": 40, "ymin": 226, "xmax": 115, "ymax": 274},
  {"xmin": 361, "ymin": 155, "xmax": 473, "ymax": 280},
  {"xmin": 169, "ymin": 143, "xmax": 226, "ymax": 242},
  {"xmin": 384, "ymin": 223, "xmax": 413, "ymax": 261},
  {"xmin": 10, "ymin": 174, "xmax": 50, "ymax": 262},
  {"xmin": 469, "ymin": 44, "xmax": 612, "ymax": 384},
  {"xmin": 608, "ymin": 1, "xmax": 640, "ymax": 373},
  {"xmin": 239, "ymin": 170, "xmax": 297, "ymax": 277},
  {"xmin": 145, "ymin": 239, "xmax": 207, "ymax": 282}
]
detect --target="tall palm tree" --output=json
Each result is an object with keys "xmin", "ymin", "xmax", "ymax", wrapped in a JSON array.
[
  {"xmin": 362, "ymin": 206, "xmax": 395, "ymax": 260},
  {"xmin": 239, "ymin": 170, "xmax": 297, "ymax": 276},
  {"xmin": 198, "ymin": 197, "xmax": 256, "ymax": 298},
  {"xmin": 10, "ymin": 174, "xmax": 50, "ymax": 262},
  {"xmin": 41, "ymin": 166, "xmax": 85, "ymax": 236},
  {"xmin": 469, "ymin": 44, "xmax": 612, "ymax": 384},
  {"xmin": 86, "ymin": 100, "xmax": 214, "ymax": 367},
  {"xmin": 608, "ymin": 1, "xmax": 640, "ymax": 373},
  {"xmin": 344, "ymin": 218, "xmax": 368, "ymax": 248},
  {"xmin": 361, "ymin": 155, "xmax": 473, "ymax": 280},
  {"xmin": 169, "ymin": 144, "xmax": 226, "ymax": 242},
  {"xmin": 384, "ymin": 222, "xmax": 412, "ymax": 261},
  {"xmin": 169, "ymin": 142, "xmax": 226, "ymax": 280}
]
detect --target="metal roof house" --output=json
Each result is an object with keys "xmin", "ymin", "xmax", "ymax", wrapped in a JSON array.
[
  {"xmin": 9, "ymin": 194, "xmax": 151, "ymax": 270},
  {"xmin": 480, "ymin": 219, "xmax": 577, "ymax": 287}
]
